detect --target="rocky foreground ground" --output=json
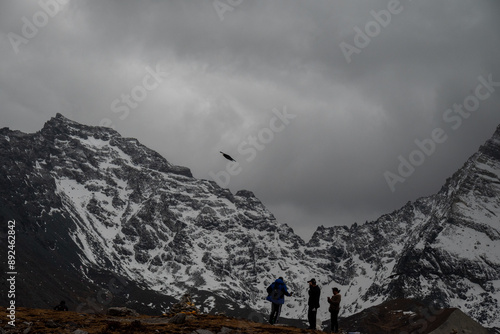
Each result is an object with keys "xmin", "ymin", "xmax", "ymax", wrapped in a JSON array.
[
  {"xmin": 0, "ymin": 298, "xmax": 494, "ymax": 334},
  {"xmin": 0, "ymin": 301, "xmax": 499, "ymax": 334},
  {"xmin": 0, "ymin": 306, "xmax": 321, "ymax": 334}
]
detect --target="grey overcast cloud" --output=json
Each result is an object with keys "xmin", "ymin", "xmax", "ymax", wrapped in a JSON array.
[{"xmin": 1, "ymin": 0, "xmax": 500, "ymax": 240}]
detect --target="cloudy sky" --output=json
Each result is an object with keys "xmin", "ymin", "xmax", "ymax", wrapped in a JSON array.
[{"xmin": 1, "ymin": 0, "xmax": 500, "ymax": 240}]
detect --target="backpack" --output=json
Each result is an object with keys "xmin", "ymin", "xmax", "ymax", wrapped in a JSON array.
[{"xmin": 270, "ymin": 283, "xmax": 283, "ymax": 301}]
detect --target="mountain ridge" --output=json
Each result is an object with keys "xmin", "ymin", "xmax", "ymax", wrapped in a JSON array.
[{"xmin": 1, "ymin": 114, "xmax": 499, "ymax": 331}]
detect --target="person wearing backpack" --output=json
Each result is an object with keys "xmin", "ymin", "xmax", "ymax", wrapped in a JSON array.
[{"xmin": 266, "ymin": 277, "xmax": 292, "ymax": 324}]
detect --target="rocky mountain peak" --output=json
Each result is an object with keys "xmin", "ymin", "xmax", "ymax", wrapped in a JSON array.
[
  {"xmin": 38, "ymin": 113, "xmax": 193, "ymax": 177},
  {"xmin": 478, "ymin": 124, "xmax": 500, "ymax": 160}
]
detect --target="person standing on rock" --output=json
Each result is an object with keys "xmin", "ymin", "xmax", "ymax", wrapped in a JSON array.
[
  {"xmin": 307, "ymin": 278, "xmax": 321, "ymax": 330},
  {"xmin": 266, "ymin": 277, "xmax": 292, "ymax": 324},
  {"xmin": 327, "ymin": 287, "xmax": 341, "ymax": 333},
  {"xmin": 53, "ymin": 300, "xmax": 68, "ymax": 311}
]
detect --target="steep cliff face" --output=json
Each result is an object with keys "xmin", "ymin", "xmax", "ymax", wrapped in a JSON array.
[{"xmin": 0, "ymin": 115, "xmax": 499, "ymax": 330}]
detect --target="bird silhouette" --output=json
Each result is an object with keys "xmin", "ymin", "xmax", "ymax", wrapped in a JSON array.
[{"xmin": 220, "ymin": 151, "xmax": 236, "ymax": 162}]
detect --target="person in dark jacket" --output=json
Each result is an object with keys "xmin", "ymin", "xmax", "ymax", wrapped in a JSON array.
[
  {"xmin": 327, "ymin": 287, "xmax": 341, "ymax": 333},
  {"xmin": 307, "ymin": 278, "xmax": 321, "ymax": 330},
  {"xmin": 53, "ymin": 300, "xmax": 68, "ymax": 311},
  {"xmin": 266, "ymin": 277, "xmax": 292, "ymax": 324}
]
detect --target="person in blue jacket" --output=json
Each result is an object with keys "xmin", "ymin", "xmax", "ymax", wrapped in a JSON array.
[{"xmin": 266, "ymin": 277, "xmax": 292, "ymax": 324}]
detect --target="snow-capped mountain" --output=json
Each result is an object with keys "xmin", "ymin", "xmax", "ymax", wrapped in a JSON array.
[
  {"xmin": 0, "ymin": 114, "xmax": 499, "ymax": 330},
  {"xmin": 307, "ymin": 126, "xmax": 500, "ymax": 329}
]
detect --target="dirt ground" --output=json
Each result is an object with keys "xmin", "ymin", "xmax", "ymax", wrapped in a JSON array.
[{"xmin": 0, "ymin": 306, "xmax": 325, "ymax": 334}]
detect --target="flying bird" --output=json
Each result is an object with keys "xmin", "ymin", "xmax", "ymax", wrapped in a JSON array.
[{"xmin": 220, "ymin": 151, "xmax": 236, "ymax": 162}]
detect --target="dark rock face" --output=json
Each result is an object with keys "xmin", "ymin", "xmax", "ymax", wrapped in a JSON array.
[
  {"xmin": 1, "ymin": 114, "xmax": 499, "ymax": 331},
  {"xmin": 337, "ymin": 299, "xmax": 490, "ymax": 334}
]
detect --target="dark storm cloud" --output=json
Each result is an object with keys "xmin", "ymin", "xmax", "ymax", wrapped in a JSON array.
[{"xmin": 1, "ymin": 0, "xmax": 500, "ymax": 240}]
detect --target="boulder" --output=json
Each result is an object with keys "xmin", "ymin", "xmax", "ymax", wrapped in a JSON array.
[
  {"xmin": 428, "ymin": 309, "xmax": 489, "ymax": 334},
  {"xmin": 106, "ymin": 307, "xmax": 139, "ymax": 317},
  {"xmin": 168, "ymin": 313, "xmax": 187, "ymax": 324}
]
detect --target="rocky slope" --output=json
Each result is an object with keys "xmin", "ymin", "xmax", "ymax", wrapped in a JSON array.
[
  {"xmin": 0, "ymin": 114, "xmax": 499, "ymax": 331},
  {"xmin": 337, "ymin": 298, "xmax": 492, "ymax": 334}
]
